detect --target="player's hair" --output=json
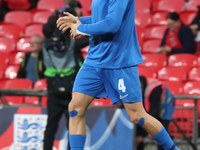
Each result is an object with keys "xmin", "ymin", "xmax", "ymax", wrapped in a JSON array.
[{"xmin": 166, "ymin": 12, "xmax": 180, "ymax": 21}]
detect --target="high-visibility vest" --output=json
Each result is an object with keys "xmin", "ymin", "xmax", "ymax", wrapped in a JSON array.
[{"xmin": 144, "ymin": 78, "xmax": 174, "ymax": 120}]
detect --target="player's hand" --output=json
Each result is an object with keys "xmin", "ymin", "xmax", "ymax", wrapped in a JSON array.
[
  {"xmin": 70, "ymin": 17, "xmax": 82, "ymax": 41},
  {"xmin": 56, "ymin": 12, "xmax": 77, "ymax": 31}
]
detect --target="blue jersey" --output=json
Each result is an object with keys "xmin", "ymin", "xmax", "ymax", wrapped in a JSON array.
[{"xmin": 78, "ymin": 0, "xmax": 143, "ymax": 69}]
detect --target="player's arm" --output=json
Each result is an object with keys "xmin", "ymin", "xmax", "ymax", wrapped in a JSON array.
[
  {"xmin": 79, "ymin": 16, "xmax": 92, "ymax": 24},
  {"xmin": 77, "ymin": 0, "xmax": 129, "ymax": 36}
]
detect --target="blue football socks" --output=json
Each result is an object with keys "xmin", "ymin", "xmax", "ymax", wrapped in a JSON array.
[
  {"xmin": 151, "ymin": 127, "xmax": 179, "ymax": 150},
  {"xmin": 69, "ymin": 134, "xmax": 86, "ymax": 150}
]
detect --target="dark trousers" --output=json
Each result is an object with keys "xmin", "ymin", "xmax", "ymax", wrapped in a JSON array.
[
  {"xmin": 43, "ymin": 92, "xmax": 71, "ymax": 150},
  {"xmin": 136, "ymin": 119, "xmax": 170, "ymax": 150}
]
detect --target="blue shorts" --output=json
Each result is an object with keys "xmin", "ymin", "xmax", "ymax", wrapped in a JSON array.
[{"xmin": 73, "ymin": 63, "xmax": 143, "ymax": 104}]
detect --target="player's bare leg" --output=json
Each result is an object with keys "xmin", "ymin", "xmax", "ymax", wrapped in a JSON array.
[
  {"xmin": 68, "ymin": 92, "xmax": 94, "ymax": 150},
  {"xmin": 123, "ymin": 102, "xmax": 179, "ymax": 150},
  {"xmin": 124, "ymin": 102, "xmax": 162, "ymax": 135}
]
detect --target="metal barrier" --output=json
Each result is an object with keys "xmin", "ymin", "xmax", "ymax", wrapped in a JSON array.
[{"xmin": 0, "ymin": 89, "xmax": 47, "ymax": 106}]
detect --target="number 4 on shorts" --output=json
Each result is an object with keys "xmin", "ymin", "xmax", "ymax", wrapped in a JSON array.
[{"xmin": 118, "ymin": 79, "xmax": 126, "ymax": 92}]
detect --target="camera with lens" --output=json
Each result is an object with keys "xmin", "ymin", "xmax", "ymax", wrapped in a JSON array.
[
  {"xmin": 42, "ymin": 7, "xmax": 75, "ymax": 53},
  {"xmin": 44, "ymin": 27, "xmax": 70, "ymax": 53}
]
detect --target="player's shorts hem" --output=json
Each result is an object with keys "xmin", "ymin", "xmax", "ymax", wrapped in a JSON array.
[
  {"xmin": 114, "ymin": 99, "xmax": 143, "ymax": 104},
  {"xmin": 72, "ymin": 90, "xmax": 107, "ymax": 99}
]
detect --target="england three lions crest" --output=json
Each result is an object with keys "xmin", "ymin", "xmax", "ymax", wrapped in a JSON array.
[{"xmin": 14, "ymin": 114, "xmax": 47, "ymax": 150}]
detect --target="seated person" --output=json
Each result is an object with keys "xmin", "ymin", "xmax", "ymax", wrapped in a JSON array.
[
  {"xmin": 136, "ymin": 76, "xmax": 175, "ymax": 150},
  {"xmin": 158, "ymin": 12, "xmax": 196, "ymax": 55},
  {"xmin": 17, "ymin": 34, "xmax": 46, "ymax": 83}
]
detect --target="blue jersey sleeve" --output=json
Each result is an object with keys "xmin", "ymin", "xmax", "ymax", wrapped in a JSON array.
[
  {"xmin": 79, "ymin": 16, "xmax": 92, "ymax": 24},
  {"xmin": 77, "ymin": 0, "xmax": 129, "ymax": 35}
]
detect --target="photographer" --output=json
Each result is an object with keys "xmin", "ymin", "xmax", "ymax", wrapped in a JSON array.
[{"xmin": 42, "ymin": 1, "xmax": 89, "ymax": 150}]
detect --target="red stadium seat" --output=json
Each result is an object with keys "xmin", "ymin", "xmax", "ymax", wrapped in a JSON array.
[
  {"xmin": 37, "ymin": 0, "xmax": 65, "ymax": 12},
  {"xmin": 135, "ymin": 13, "xmax": 151, "ymax": 29},
  {"xmin": 29, "ymin": 8, "xmax": 53, "ymax": 17},
  {"xmin": 188, "ymin": 68, "xmax": 200, "ymax": 81},
  {"xmin": 0, "ymin": 37, "xmax": 15, "ymax": 54},
  {"xmin": 175, "ymin": 99, "xmax": 194, "ymax": 107},
  {"xmin": 142, "ymin": 39, "xmax": 161, "ymax": 53},
  {"xmin": 0, "ymin": 52, "xmax": 8, "ymax": 70},
  {"xmin": 168, "ymin": 54, "xmax": 197, "ymax": 72},
  {"xmin": 173, "ymin": 99, "xmax": 194, "ymax": 130},
  {"xmin": 38, "ymin": 96, "xmax": 48, "ymax": 107},
  {"xmin": 158, "ymin": 67, "xmax": 187, "ymax": 82},
  {"xmin": 183, "ymin": 81, "xmax": 200, "ymax": 95},
  {"xmin": 180, "ymin": 11, "xmax": 198, "ymax": 26},
  {"xmin": 34, "ymin": 79, "xmax": 47, "ymax": 90},
  {"xmin": 144, "ymin": 25, "xmax": 168, "ymax": 40},
  {"xmin": 23, "ymin": 96, "xmax": 39, "ymax": 105},
  {"xmin": 2, "ymin": 79, "xmax": 32, "ymax": 105},
  {"xmin": 4, "ymin": 11, "xmax": 32, "ymax": 28},
  {"xmin": 0, "ymin": 24, "xmax": 23, "ymax": 40},
  {"xmin": 24, "ymin": 79, "xmax": 48, "ymax": 106},
  {"xmin": 150, "ymin": 12, "xmax": 168, "ymax": 25},
  {"xmin": 79, "ymin": 0, "xmax": 92, "ymax": 16},
  {"xmin": 0, "ymin": 79, "xmax": 8, "ymax": 88},
  {"xmin": 16, "ymin": 37, "xmax": 30, "ymax": 52},
  {"xmin": 162, "ymin": 81, "xmax": 183, "ymax": 94},
  {"xmin": 29, "ymin": 8, "xmax": 41, "ymax": 15},
  {"xmin": 183, "ymin": 81, "xmax": 200, "ymax": 122},
  {"xmin": 138, "ymin": 54, "xmax": 167, "ymax": 71},
  {"xmin": 196, "ymin": 55, "xmax": 200, "ymax": 67},
  {"xmin": 34, "ymin": 79, "xmax": 48, "ymax": 107},
  {"xmin": 90, "ymin": 97, "xmax": 113, "ymax": 106},
  {"xmin": 140, "ymin": 54, "xmax": 165, "ymax": 70},
  {"xmin": 4, "ymin": 79, "xmax": 32, "ymax": 88},
  {"xmin": 138, "ymin": 67, "xmax": 157, "ymax": 78},
  {"xmin": 135, "ymin": 0, "xmax": 151, "ymax": 13},
  {"xmin": 4, "ymin": 65, "xmax": 20, "ymax": 79},
  {"xmin": 152, "ymin": 0, "xmax": 185, "ymax": 13},
  {"xmin": 187, "ymin": 0, "xmax": 200, "ymax": 11},
  {"xmin": 9, "ymin": 52, "xmax": 25, "ymax": 65},
  {"xmin": 32, "ymin": 10, "xmax": 52, "ymax": 24},
  {"xmin": 0, "ymin": 67, "xmax": 4, "ymax": 79},
  {"xmin": 183, "ymin": 80, "xmax": 200, "ymax": 127},
  {"xmin": 5, "ymin": 0, "xmax": 31, "ymax": 10},
  {"xmin": 25, "ymin": 24, "xmax": 44, "ymax": 37},
  {"xmin": 136, "ymin": 25, "xmax": 144, "ymax": 49},
  {"xmin": 81, "ymin": 45, "xmax": 89, "ymax": 59}
]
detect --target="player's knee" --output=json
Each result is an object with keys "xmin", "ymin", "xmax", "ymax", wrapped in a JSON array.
[
  {"xmin": 68, "ymin": 101, "xmax": 76, "ymax": 112},
  {"xmin": 68, "ymin": 101, "xmax": 85, "ymax": 118},
  {"xmin": 129, "ymin": 114, "xmax": 145, "ymax": 126},
  {"xmin": 129, "ymin": 115, "xmax": 141, "ymax": 124}
]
